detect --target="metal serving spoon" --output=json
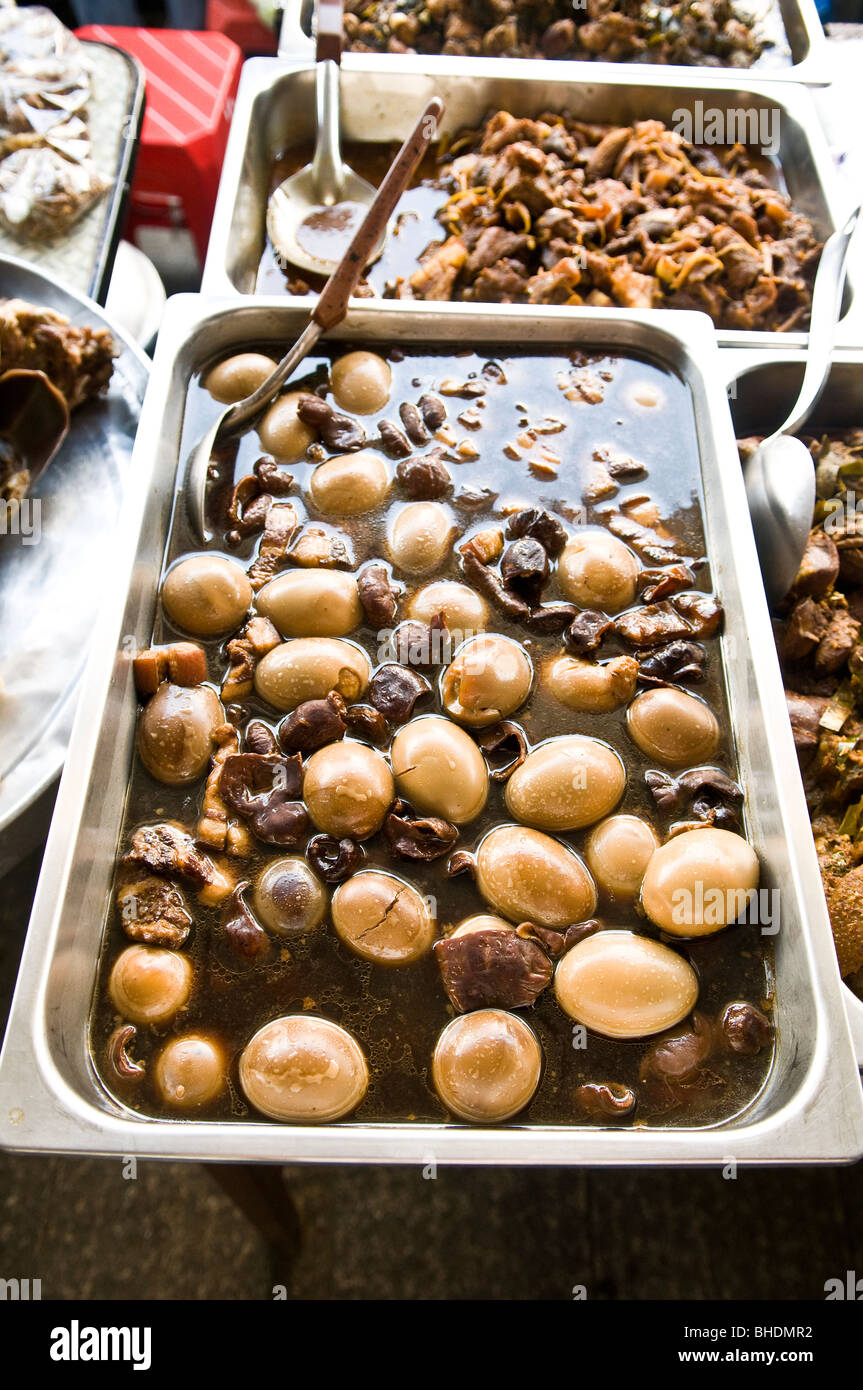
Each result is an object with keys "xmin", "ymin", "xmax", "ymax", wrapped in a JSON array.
[
  {"xmin": 266, "ymin": 0, "xmax": 383, "ymax": 278},
  {"xmin": 745, "ymin": 205, "xmax": 860, "ymax": 607},
  {"xmin": 186, "ymin": 94, "xmax": 445, "ymax": 545}
]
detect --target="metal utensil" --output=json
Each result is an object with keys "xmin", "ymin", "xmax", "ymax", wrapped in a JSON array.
[
  {"xmin": 186, "ymin": 93, "xmax": 444, "ymax": 545},
  {"xmin": 266, "ymin": 0, "xmax": 382, "ymax": 277},
  {"xmin": 745, "ymin": 205, "xmax": 860, "ymax": 606}
]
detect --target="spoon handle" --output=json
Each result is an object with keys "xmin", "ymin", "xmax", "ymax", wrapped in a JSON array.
[
  {"xmin": 312, "ymin": 95, "xmax": 445, "ymax": 332},
  {"xmin": 774, "ymin": 205, "xmax": 860, "ymax": 441},
  {"xmin": 218, "ymin": 94, "xmax": 445, "ymax": 439},
  {"xmin": 311, "ymin": 0, "xmax": 345, "ymax": 202},
  {"xmin": 316, "ymin": 0, "xmax": 343, "ymax": 63},
  {"xmin": 311, "ymin": 59, "xmax": 344, "ymax": 205}
]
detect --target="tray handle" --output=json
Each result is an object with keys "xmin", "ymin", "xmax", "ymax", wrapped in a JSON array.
[{"xmin": 316, "ymin": 0, "xmax": 343, "ymax": 64}]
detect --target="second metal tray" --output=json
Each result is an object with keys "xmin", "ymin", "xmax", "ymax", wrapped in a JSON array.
[
  {"xmin": 202, "ymin": 58, "xmax": 855, "ymax": 348},
  {"xmin": 278, "ymin": 0, "xmax": 831, "ymax": 85}
]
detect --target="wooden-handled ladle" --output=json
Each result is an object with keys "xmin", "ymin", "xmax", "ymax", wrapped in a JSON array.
[{"xmin": 185, "ymin": 94, "xmax": 444, "ymax": 544}]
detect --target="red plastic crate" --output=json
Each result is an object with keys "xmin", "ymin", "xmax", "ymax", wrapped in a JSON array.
[{"xmin": 76, "ymin": 26, "xmax": 243, "ymax": 262}]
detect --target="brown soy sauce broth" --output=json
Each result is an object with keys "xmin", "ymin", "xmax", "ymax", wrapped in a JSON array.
[
  {"xmin": 258, "ymin": 141, "xmax": 442, "ymax": 297},
  {"xmin": 90, "ymin": 343, "xmax": 774, "ymax": 1128}
]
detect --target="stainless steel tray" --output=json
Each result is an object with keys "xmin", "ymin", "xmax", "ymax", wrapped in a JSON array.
[
  {"xmin": 725, "ymin": 345, "xmax": 863, "ymax": 1069},
  {"xmin": 1, "ymin": 295, "xmax": 860, "ymax": 1164},
  {"xmin": 202, "ymin": 58, "xmax": 856, "ymax": 349},
  {"xmin": 279, "ymin": 0, "xmax": 830, "ymax": 86},
  {"xmin": 0, "ymin": 253, "xmax": 150, "ymax": 839}
]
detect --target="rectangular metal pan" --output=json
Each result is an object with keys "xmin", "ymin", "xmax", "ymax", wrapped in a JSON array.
[
  {"xmin": 201, "ymin": 58, "xmax": 856, "ymax": 349},
  {"xmin": 0, "ymin": 296, "xmax": 860, "ymax": 1165},
  {"xmin": 278, "ymin": 0, "xmax": 831, "ymax": 86},
  {"xmin": 725, "ymin": 345, "xmax": 863, "ymax": 1070}
]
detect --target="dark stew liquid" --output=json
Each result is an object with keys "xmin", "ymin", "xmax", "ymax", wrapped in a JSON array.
[{"xmin": 91, "ymin": 342, "xmax": 775, "ymax": 1127}]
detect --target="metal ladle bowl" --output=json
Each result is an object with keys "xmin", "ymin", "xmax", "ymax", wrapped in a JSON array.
[
  {"xmin": 745, "ymin": 205, "xmax": 860, "ymax": 607},
  {"xmin": 266, "ymin": 0, "xmax": 385, "ymax": 279}
]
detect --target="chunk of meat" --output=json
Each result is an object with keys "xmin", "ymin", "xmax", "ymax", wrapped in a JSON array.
[
  {"xmin": 0, "ymin": 298, "xmax": 115, "ymax": 409},
  {"xmin": 637, "ymin": 564, "xmax": 695, "ymax": 604},
  {"xmin": 465, "ymin": 227, "xmax": 530, "ymax": 275},
  {"xmin": 247, "ymin": 503, "xmax": 298, "ymax": 590},
  {"xmin": 133, "ymin": 642, "xmax": 207, "ymax": 697},
  {"xmin": 813, "ymin": 609, "xmax": 861, "ymax": 676},
  {"xmin": 197, "ymin": 724, "xmax": 254, "ymax": 856},
  {"xmin": 357, "ymin": 563, "xmax": 400, "ymax": 627},
  {"xmin": 468, "ymin": 259, "xmax": 531, "ymax": 303},
  {"xmin": 226, "ymin": 475, "xmax": 273, "ymax": 541},
  {"xmin": 115, "ymin": 872, "xmax": 192, "ymax": 948},
  {"xmin": 289, "ymin": 526, "xmax": 354, "ymax": 569},
  {"xmin": 585, "ymin": 126, "xmax": 631, "ymax": 179},
  {"xmin": 409, "ymin": 237, "xmax": 467, "ymax": 300},
  {"xmin": 783, "ymin": 598, "xmax": 830, "ymax": 663},
  {"xmin": 526, "ymin": 258, "xmax": 583, "ymax": 304},
  {"xmin": 711, "ymin": 224, "xmax": 763, "ymax": 293},
  {"xmin": 616, "ymin": 601, "xmax": 692, "ymax": 647},
  {"xmin": 610, "ymin": 262, "xmax": 659, "ymax": 308},
  {"xmin": 221, "ymin": 616, "xmax": 281, "ymax": 704},
  {"xmin": 785, "ymin": 690, "xmax": 829, "ymax": 762},
  {"xmin": 123, "ymin": 823, "xmax": 232, "ymax": 905},
  {"xmin": 820, "ymin": 864, "xmax": 863, "ymax": 977},
  {"xmin": 792, "ymin": 529, "xmax": 839, "ymax": 600},
  {"xmin": 673, "ymin": 592, "xmax": 723, "ymax": 638},
  {"xmin": 434, "ymin": 929, "xmax": 552, "ymax": 1012}
]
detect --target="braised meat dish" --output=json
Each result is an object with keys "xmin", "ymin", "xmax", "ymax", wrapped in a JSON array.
[
  {"xmin": 0, "ymin": 298, "xmax": 115, "ymax": 407},
  {"xmin": 266, "ymin": 112, "xmax": 821, "ymax": 331},
  {"xmin": 739, "ymin": 431, "xmax": 863, "ymax": 996},
  {"xmin": 341, "ymin": 0, "xmax": 766, "ymax": 67},
  {"xmin": 396, "ymin": 112, "xmax": 820, "ymax": 329},
  {"xmin": 0, "ymin": 297, "xmax": 115, "ymax": 502}
]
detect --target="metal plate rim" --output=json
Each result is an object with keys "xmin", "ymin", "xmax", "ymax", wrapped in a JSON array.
[{"xmin": 0, "ymin": 252, "xmax": 150, "ymax": 834}]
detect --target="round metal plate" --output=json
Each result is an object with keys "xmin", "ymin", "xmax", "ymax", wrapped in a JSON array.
[{"xmin": 0, "ymin": 253, "xmax": 149, "ymax": 834}]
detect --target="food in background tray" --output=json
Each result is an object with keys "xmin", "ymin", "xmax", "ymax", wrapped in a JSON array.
[
  {"xmin": 0, "ymin": 7, "xmax": 109, "ymax": 240},
  {"xmin": 92, "ymin": 342, "xmax": 775, "ymax": 1128},
  {"xmin": 0, "ymin": 296, "xmax": 115, "ymax": 501},
  {"xmin": 739, "ymin": 431, "xmax": 863, "ymax": 1000},
  {"xmin": 265, "ymin": 111, "xmax": 821, "ymax": 330},
  {"xmin": 340, "ymin": 0, "xmax": 766, "ymax": 67}
]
